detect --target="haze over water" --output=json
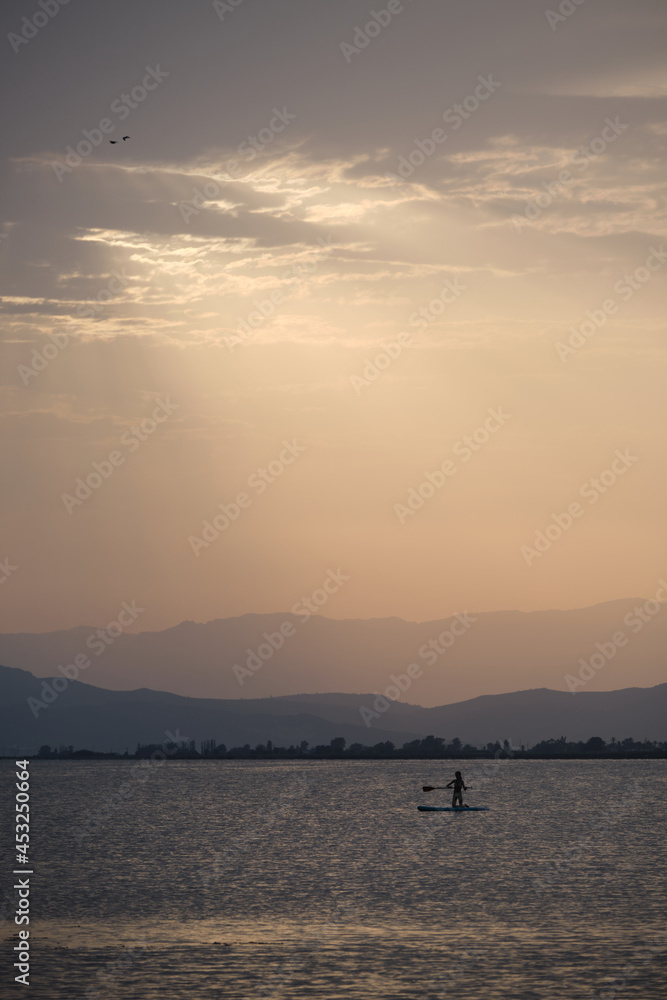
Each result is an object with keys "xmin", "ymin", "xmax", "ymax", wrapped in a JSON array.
[{"xmin": 2, "ymin": 759, "xmax": 665, "ymax": 999}]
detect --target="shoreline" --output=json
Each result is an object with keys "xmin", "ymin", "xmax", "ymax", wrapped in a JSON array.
[{"xmin": 2, "ymin": 751, "xmax": 665, "ymax": 761}]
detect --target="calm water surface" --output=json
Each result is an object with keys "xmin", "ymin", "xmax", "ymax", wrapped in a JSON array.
[{"xmin": 1, "ymin": 759, "xmax": 665, "ymax": 998}]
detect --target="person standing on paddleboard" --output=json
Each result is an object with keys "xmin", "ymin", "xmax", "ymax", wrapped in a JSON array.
[{"xmin": 446, "ymin": 771, "xmax": 468, "ymax": 808}]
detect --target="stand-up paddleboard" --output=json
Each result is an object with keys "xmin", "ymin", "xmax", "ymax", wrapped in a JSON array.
[{"xmin": 418, "ymin": 805, "xmax": 489, "ymax": 812}]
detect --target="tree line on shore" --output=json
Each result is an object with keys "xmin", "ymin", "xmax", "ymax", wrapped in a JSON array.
[{"xmin": 31, "ymin": 734, "xmax": 667, "ymax": 760}]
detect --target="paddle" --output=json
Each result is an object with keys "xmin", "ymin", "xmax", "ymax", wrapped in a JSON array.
[{"xmin": 422, "ymin": 785, "xmax": 474, "ymax": 792}]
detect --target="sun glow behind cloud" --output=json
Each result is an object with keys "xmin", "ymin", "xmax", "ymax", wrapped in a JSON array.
[{"xmin": 1, "ymin": 0, "xmax": 666, "ymax": 634}]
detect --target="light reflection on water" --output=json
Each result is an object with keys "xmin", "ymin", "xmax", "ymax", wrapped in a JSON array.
[{"xmin": 1, "ymin": 759, "xmax": 665, "ymax": 998}]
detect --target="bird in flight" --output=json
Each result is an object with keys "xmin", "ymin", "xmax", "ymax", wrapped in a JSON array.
[
  {"xmin": 109, "ymin": 137, "xmax": 131, "ymax": 144},
  {"xmin": 122, "ymin": 136, "xmax": 130, "ymax": 141}
]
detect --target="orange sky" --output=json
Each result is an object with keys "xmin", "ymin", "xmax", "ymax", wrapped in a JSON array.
[{"xmin": 1, "ymin": 0, "xmax": 666, "ymax": 632}]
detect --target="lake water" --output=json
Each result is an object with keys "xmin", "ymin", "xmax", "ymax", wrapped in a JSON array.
[{"xmin": 1, "ymin": 759, "xmax": 666, "ymax": 999}]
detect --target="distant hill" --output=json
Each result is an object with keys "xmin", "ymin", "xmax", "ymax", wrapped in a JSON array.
[
  {"xmin": 0, "ymin": 664, "xmax": 421, "ymax": 753},
  {"xmin": 1, "ymin": 663, "xmax": 665, "ymax": 754},
  {"xmin": 0, "ymin": 599, "xmax": 665, "ymax": 706}
]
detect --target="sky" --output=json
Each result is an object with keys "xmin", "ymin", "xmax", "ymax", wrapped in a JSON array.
[{"xmin": 1, "ymin": 0, "xmax": 666, "ymax": 634}]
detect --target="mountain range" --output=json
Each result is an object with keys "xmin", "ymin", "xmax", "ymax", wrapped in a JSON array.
[
  {"xmin": 0, "ymin": 598, "xmax": 665, "ymax": 706},
  {"xmin": 1, "ymin": 663, "xmax": 665, "ymax": 754}
]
